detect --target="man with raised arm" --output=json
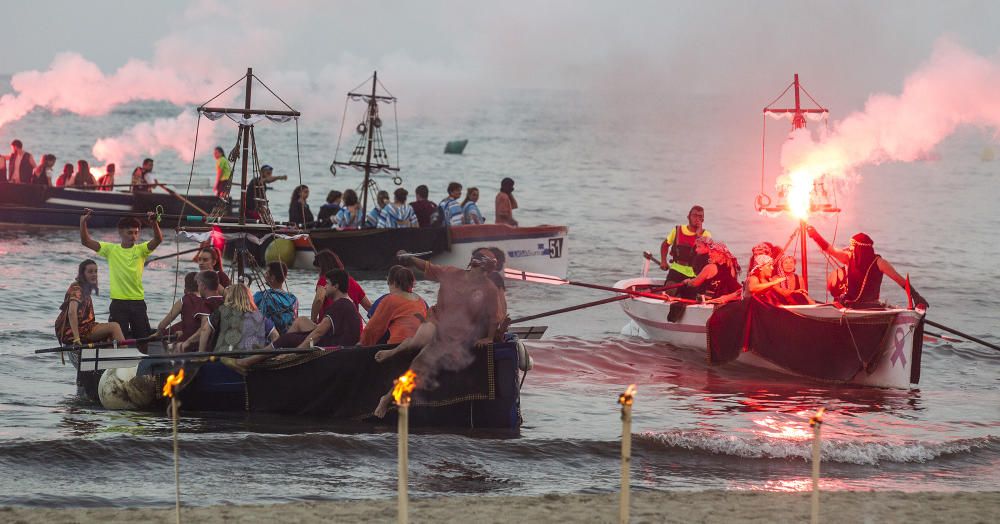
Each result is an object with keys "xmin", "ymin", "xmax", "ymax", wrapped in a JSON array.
[{"xmin": 80, "ymin": 208, "xmax": 163, "ymax": 340}]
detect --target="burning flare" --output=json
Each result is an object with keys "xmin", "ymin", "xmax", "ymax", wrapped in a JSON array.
[
  {"xmin": 618, "ymin": 384, "xmax": 637, "ymax": 406},
  {"xmin": 810, "ymin": 407, "xmax": 826, "ymax": 427},
  {"xmin": 392, "ymin": 369, "xmax": 418, "ymax": 406},
  {"xmin": 162, "ymin": 368, "xmax": 185, "ymax": 398}
]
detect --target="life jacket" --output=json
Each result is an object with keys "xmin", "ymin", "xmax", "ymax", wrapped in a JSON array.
[
  {"xmin": 668, "ymin": 226, "xmax": 703, "ymax": 276},
  {"xmin": 213, "ymin": 306, "xmax": 268, "ymax": 352}
]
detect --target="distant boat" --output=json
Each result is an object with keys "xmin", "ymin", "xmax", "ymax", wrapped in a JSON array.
[{"xmin": 444, "ymin": 139, "xmax": 468, "ymax": 154}]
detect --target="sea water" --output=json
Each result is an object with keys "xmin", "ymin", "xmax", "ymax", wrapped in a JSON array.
[{"xmin": 0, "ymin": 81, "xmax": 998, "ymax": 506}]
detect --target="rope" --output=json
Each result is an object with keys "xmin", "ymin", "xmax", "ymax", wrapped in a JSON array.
[
  {"xmin": 251, "ymin": 74, "xmax": 297, "ymax": 112},
  {"xmin": 331, "ymin": 98, "xmax": 350, "ymax": 170},
  {"xmin": 173, "ymin": 113, "xmax": 204, "ymax": 304},
  {"xmin": 763, "ymin": 81, "xmax": 795, "ymax": 110},
  {"xmin": 760, "ymin": 114, "xmax": 767, "ymax": 196},
  {"xmin": 199, "ymin": 75, "xmax": 246, "ymax": 109}
]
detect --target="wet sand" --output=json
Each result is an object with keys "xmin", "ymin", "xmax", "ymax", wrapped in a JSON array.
[{"xmin": 3, "ymin": 490, "xmax": 997, "ymax": 523}]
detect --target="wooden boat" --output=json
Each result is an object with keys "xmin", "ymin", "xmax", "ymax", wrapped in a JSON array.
[
  {"xmin": 0, "ymin": 183, "xmax": 224, "ymax": 228},
  {"xmin": 615, "ymin": 279, "xmax": 925, "ymax": 390}
]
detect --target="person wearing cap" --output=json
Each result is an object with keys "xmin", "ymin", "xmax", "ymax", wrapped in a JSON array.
[
  {"xmin": 245, "ymin": 164, "xmax": 287, "ymax": 220},
  {"xmin": 807, "ymin": 227, "xmax": 928, "ymax": 309}
]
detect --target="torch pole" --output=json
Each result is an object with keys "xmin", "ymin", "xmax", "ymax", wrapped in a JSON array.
[
  {"xmin": 171, "ymin": 397, "xmax": 181, "ymax": 524},
  {"xmin": 800, "ymin": 220, "xmax": 809, "ymax": 294},
  {"xmin": 810, "ymin": 408, "xmax": 825, "ymax": 524},
  {"xmin": 398, "ymin": 401, "xmax": 409, "ymax": 524},
  {"xmin": 620, "ymin": 402, "xmax": 631, "ymax": 524}
]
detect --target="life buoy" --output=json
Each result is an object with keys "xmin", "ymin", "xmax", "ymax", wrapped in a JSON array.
[
  {"xmin": 392, "ymin": 176, "xmax": 402, "ymax": 186},
  {"xmin": 373, "ymin": 117, "xmax": 382, "ymax": 128},
  {"xmin": 754, "ymin": 193, "xmax": 772, "ymax": 212},
  {"xmin": 356, "ymin": 122, "xmax": 367, "ymax": 135}
]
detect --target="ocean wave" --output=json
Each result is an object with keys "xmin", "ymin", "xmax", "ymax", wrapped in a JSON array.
[{"xmin": 637, "ymin": 430, "xmax": 999, "ymax": 465}]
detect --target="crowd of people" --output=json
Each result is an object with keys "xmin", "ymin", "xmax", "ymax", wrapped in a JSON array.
[
  {"xmin": 0, "ymin": 138, "xmax": 161, "ymax": 191},
  {"xmin": 657, "ymin": 204, "xmax": 929, "ymax": 309},
  {"xmin": 287, "ymin": 177, "xmax": 520, "ymax": 229},
  {"xmin": 58, "ymin": 209, "xmax": 511, "ymax": 414}
]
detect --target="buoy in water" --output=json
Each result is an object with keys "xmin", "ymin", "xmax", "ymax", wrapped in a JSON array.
[
  {"xmin": 265, "ymin": 238, "xmax": 297, "ymax": 267},
  {"xmin": 444, "ymin": 139, "xmax": 468, "ymax": 155},
  {"xmin": 981, "ymin": 146, "xmax": 995, "ymax": 161},
  {"xmin": 98, "ymin": 366, "xmax": 157, "ymax": 410}
]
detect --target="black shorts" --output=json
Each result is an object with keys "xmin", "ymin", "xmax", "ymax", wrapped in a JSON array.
[{"xmin": 109, "ymin": 299, "xmax": 152, "ymax": 339}]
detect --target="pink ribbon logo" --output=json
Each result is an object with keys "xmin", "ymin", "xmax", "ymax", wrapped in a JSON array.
[{"xmin": 890, "ymin": 327, "xmax": 907, "ymax": 367}]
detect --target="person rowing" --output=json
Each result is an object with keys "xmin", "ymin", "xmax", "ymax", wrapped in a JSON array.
[
  {"xmin": 806, "ymin": 227, "xmax": 929, "ymax": 309},
  {"xmin": 659, "ymin": 205, "xmax": 710, "ymax": 298},
  {"xmin": 55, "ymin": 260, "xmax": 126, "ymax": 346}
]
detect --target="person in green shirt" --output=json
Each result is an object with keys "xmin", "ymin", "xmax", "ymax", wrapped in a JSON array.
[
  {"xmin": 80, "ymin": 208, "xmax": 162, "ymax": 339},
  {"xmin": 213, "ymin": 146, "xmax": 233, "ymax": 197}
]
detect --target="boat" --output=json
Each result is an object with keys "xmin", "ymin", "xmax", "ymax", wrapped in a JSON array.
[
  {"xmin": 434, "ymin": 224, "xmax": 568, "ymax": 277},
  {"xmin": 614, "ymin": 74, "xmax": 926, "ymax": 389},
  {"xmin": 0, "ymin": 183, "xmax": 225, "ymax": 228},
  {"xmin": 54, "ymin": 68, "xmax": 526, "ymax": 430}
]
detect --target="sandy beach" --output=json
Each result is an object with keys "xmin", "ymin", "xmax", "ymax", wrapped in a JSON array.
[{"xmin": 3, "ymin": 491, "xmax": 998, "ymax": 523}]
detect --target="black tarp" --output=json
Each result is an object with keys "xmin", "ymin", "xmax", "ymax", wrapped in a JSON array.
[{"xmin": 308, "ymin": 227, "xmax": 451, "ymax": 274}]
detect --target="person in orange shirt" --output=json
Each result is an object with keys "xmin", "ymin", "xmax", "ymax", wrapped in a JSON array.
[{"xmin": 360, "ymin": 266, "xmax": 427, "ymax": 346}]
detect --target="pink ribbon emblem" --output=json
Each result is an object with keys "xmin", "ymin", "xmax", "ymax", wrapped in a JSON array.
[{"xmin": 890, "ymin": 327, "xmax": 907, "ymax": 367}]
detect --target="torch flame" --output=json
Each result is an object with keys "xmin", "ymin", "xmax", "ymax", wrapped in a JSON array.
[
  {"xmin": 392, "ymin": 369, "xmax": 417, "ymax": 406},
  {"xmin": 618, "ymin": 384, "xmax": 637, "ymax": 406},
  {"xmin": 163, "ymin": 368, "xmax": 185, "ymax": 398},
  {"xmin": 809, "ymin": 407, "xmax": 826, "ymax": 427}
]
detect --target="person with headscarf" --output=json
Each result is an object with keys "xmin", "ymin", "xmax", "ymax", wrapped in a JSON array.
[
  {"xmin": 746, "ymin": 254, "xmax": 786, "ymax": 304},
  {"xmin": 682, "ymin": 239, "xmax": 742, "ymax": 304},
  {"xmin": 55, "ymin": 260, "xmax": 126, "ymax": 345},
  {"xmin": 773, "ymin": 254, "xmax": 813, "ymax": 305},
  {"xmin": 807, "ymin": 227, "xmax": 928, "ymax": 309}
]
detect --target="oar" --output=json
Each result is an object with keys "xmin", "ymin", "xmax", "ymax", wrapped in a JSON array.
[
  {"xmin": 510, "ymin": 283, "xmax": 686, "ymax": 324},
  {"xmin": 925, "ymin": 319, "xmax": 1000, "ymax": 352},
  {"xmin": 503, "ymin": 267, "xmax": 690, "ymax": 303},
  {"xmin": 155, "ymin": 182, "xmax": 212, "ymax": 217},
  {"xmin": 34, "ymin": 334, "xmax": 175, "ymax": 354},
  {"xmin": 145, "ymin": 246, "xmax": 203, "ymax": 266},
  {"xmin": 78, "ymin": 342, "xmax": 402, "ymax": 364},
  {"xmin": 643, "ymin": 251, "xmax": 665, "ymax": 268}
]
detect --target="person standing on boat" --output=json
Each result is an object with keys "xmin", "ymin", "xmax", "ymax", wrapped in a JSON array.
[
  {"xmin": 806, "ymin": 227, "xmax": 929, "ymax": 309},
  {"xmin": 130, "ymin": 158, "xmax": 155, "ymax": 192},
  {"xmin": 436, "ymin": 182, "xmax": 464, "ymax": 226},
  {"xmin": 213, "ymin": 146, "xmax": 233, "ymax": 198},
  {"xmin": 96, "ymin": 163, "xmax": 116, "ymax": 191},
  {"xmin": 659, "ymin": 205, "xmax": 710, "ymax": 297},
  {"xmin": 461, "ymin": 187, "xmax": 485, "ymax": 225},
  {"xmin": 80, "ymin": 209, "xmax": 162, "ymax": 340},
  {"xmin": 245, "ymin": 164, "xmax": 287, "ymax": 220},
  {"xmin": 32, "ymin": 154, "xmax": 56, "ymax": 186},
  {"xmin": 288, "ymin": 184, "xmax": 314, "ymax": 226},
  {"xmin": 409, "ymin": 184, "xmax": 437, "ymax": 227},
  {"xmin": 379, "ymin": 188, "xmax": 417, "ymax": 228},
  {"xmin": 253, "ymin": 262, "xmax": 299, "ymax": 335},
  {"xmin": 335, "ymin": 189, "xmax": 363, "ymax": 229},
  {"xmin": 494, "ymin": 177, "xmax": 518, "ymax": 226},
  {"xmin": 55, "ymin": 259, "xmax": 126, "ymax": 345},
  {"xmin": 682, "ymin": 239, "xmax": 741, "ymax": 304},
  {"xmin": 366, "ymin": 190, "xmax": 390, "ymax": 228},
  {"xmin": 7, "ymin": 139, "xmax": 36, "ymax": 184}
]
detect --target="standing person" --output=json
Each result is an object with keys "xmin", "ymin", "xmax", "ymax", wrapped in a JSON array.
[
  {"xmin": 494, "ymin": 177, "xmax": 518, "ymax": 226},
  {"xmin": 55, "ymin": 259, "xmax": 126, "ymax": 345},
  {"xmin": 131, "ymin": 158, "xmax": 155, "ymax": 192},
  {"xmin": 195, "ymin": 246, "xmax": 231, "ymax": 288},
  {"xmin": 55, "ymin": 163, "xmax": 73, "ymax": 187},
  {"xmin": 79, "ymin": 208, "xmax": 162, "ymax": 340},
  {"xmin": 317, "ymin": 190, "xmax": 342, "ymax": 226},
  {"xmin": 253, "ymin": 261, "xmax": 299, "ymax": 335},
  {"xmin": 71, "ymin": 160, "xmax": 97, "ymax": 189},
  {"xmin": 659, "ymin": 205, "xmax": 710, "ymax": 292},
  {"xmin": 461, "ymin": 187, "xmax": 485, "ymax": 225},
  {"xmin": 335, "ymin": 189, "xmax": 362, "ymax": 229},
  {"xmin": 365, "ymin": 190, "xmax": 390, "ymax": 228},
  {"xmin": 409, "ymin": 184, "xmax": 437, "ymax": 227},
  {"xmin": 8, "ymin": 139, "xmax": 36, "ymax": 184},
  {"xmin": 436, "ymin": 182, "xmax": 463, "ymax": 226},
  {"xmin": 806, "ymin": 228, "xmax": 929, "ymax": 309},
  {"xmin": 379, "ymin": 187, "xmax": 417, "ymax": 228},
  {"xmin": 213, "ymin": 146, "xmax": 233, "ymax": 197},
  {"xmin": 32, "ymin": 154, "xmax": 56, "ymax": 186},
  {"xmin": 245, "ymin": 164, "xmax": 287, "ymax": 220},
  {"xmin": 96, "ymin": 163, "xmax": 116, "ymax": 191},
  {"xmin": 288, "ymin": 184, "xmax": 314, "ymax": 226}
]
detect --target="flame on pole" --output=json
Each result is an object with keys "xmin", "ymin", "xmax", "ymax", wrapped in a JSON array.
[
  {"xmin": 809, "ymin": 407, "xmax": 826, "ymax": 524},
  {"xmin": 394, "ymin": 370, "xmax": 417, "ymax": 524},
  {"xmin": 618, "ymin": 384, "xmax": 636, "ymax": 524},
  {"xmin": 163, "ymin": 368, "xmax": 185, "ymax": 524}
]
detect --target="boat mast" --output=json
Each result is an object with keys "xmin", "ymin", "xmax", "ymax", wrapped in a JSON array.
[
  {"xmin": 791, "ymin": 73, "xmax": 810, "ymax": 293},
  {"xmin": 239, "ymin": 68, "xmax": 253, "ymax": 228},
  {"xmin": 360, "ymin": 71, "xmax": 378, "ymax": 226}
]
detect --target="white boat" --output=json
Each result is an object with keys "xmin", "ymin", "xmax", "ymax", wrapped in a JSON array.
[
  {"xmin": 433, "ymin": 224, "xmax": 569, "ymax": 279},
  {"xmin": 615, "ymin": 277, "xmax": 925, "ymax": 389}
]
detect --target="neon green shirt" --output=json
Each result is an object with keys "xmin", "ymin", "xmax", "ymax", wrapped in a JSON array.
[
  {"xmin": 217, "ymin": 156, "xmax": 233, "ymax": 182},
  {"xmin": 97, "ymin": 241, "xmax": 152, "ymax": 300}
]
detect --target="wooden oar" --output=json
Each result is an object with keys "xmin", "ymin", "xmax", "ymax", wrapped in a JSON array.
[
  {"xmin": 34, "ymin": 334, "xmax": 174, "ymax": 354},
  {"xmin": 925, "ymin": 319, "xmax": 1000, "ymax": 352},
  {"xmin": 510, "ymin": 283, "xmax": 686, "ymax": 324},
  {"xmin": 78, "ymin": 342, "xmax": 402, "ymax": 364},
  {"xmin": 503, "ymin": 268, "xmax": 690, "ymax": 303},
  {"xmin": 155, "ymin": 182, "xmax": 212, "ymax": 217},
  {"xmin": 145, "ymin": 246, "xmax": 203, "ymax": 266}
]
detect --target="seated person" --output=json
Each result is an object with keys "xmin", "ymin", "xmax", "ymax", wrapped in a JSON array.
[
  {"xmin": 253, "ymin": 261, "xmax": 299, "ymax": 335},
  {"xmin": 681, "ymin": 239, "xmax": 742, "ymax": 304},
  {"xmin": 773, "ymin": 254, "xmax": 813, "ymax": 305},
  {"xmin": 745, "ymin": 254, "xmax": 786, "ymax": 304},
  {"xmin": 745, "ymin": 241, "xmax": 782, "ymax": 281},
  {"xmin": 171, "ymin": 270, "xmax": 225, "ymax": 353},
  {"xmin": 360, "ymin": 265, "xmax": 427, "ymax": 346},
  {"xmin": 195, "ymin": 246, "xmax": 231, "ymax": 288},
  {"xmin": 156, "ymin": 272, "xmax": 204, "ymax": 342},
  {"xmin": 316, "ymin": 190, "xmax": 342, "ymax": 227},
  {"xmin": 55, "ymin": 259, "xmax": 126, "ymax": 345},
  {"xmin": 199, "ymin": 283, "xmax": 279, "ymax": 353},
  {"xmin": 308, "ymin": 250, "xmax": 371, "ymax": 323},
  {"xmin": 274, "ymin": 269, "xmax": 363, "ymax": 349},
  {"xmin": 372, "ymin": 251, "xmax": 503, "ymax": 417}
]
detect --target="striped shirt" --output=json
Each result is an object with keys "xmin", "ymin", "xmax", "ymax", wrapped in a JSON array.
[
  {"xmin": 365, "ymin": 206, "xmax": 385, "ymax": 228},
  {"xmin": 379, "ymin": 203, "xmax": 417, "ymax": 228},
  {"xmin": 335, "ymin": 207, "xmax": 362, "ymax": 229},
  {"xmin": 438, "ymin": 197, "xmax": 463, "ymax": 226},
  {"xmin": 462, "ymin": 201, "xmax": 485, "ymax": 224}
]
